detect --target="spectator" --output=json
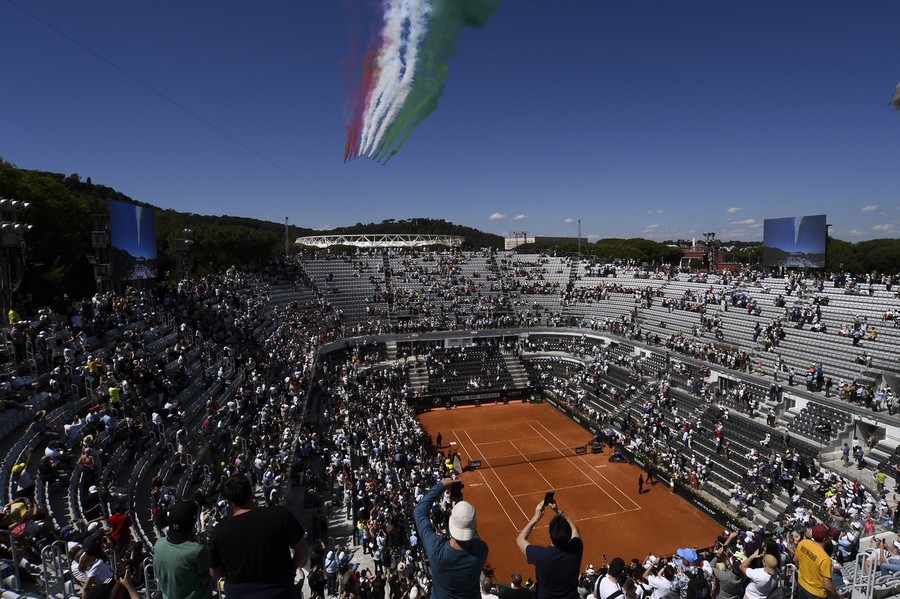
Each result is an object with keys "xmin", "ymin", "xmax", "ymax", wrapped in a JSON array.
[
  {"xmin": 709, "ymin": 540, "xmax": 743, "ymax": 599},
  {"xmin": 642, "ymin": 561, "xmax": 675, "ymax": 599},
  {"xmin": 79, "ymin": 537, "xmax": 115, "ymax": 599},
  {"xmin": 324, "ymin": 550, "xmax": 339, "ymax": 596},
  {"xmin": 482, "ymin": 577, "xmax": 501, "ymax": 599},
  {"xmin": 594, "ymin": 557, "xmax": 626, "ymax": 599},
  {"xmin": 794, "ymin": 523, "xmax": 839, "ymax": 599},
  {"xmin": 516, "ymin": 499, "xmax": 583, "ymax": 599},
  {"xmin": 502, "ymin": 572, "xmax": 535, "ymax": 599},
  {"xmin": 740, "ymin": 549, "xmax": 778, "ymax": 599},
  {"xmin": 209, "ymin": 474, "xmax": 309, "ymax": 599},
  {"xmin": 107, "ymin": 503, "xmax": 133, "ymax": 553},
  {"xmin": 669, "ymin": 548, "xmax": 710, "ymax": 599},
  {"xmin": 413, "ymin": 477, "xmax": 488, "ymax": 599},
  {"xmin": 153, "ymin": 500, "xmax": 210, "ymax": 599}
]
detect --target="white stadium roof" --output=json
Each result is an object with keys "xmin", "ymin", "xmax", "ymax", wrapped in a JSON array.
[{"xmin": 295, "ymin": 233, "xmax": 463, "ymax": 249}]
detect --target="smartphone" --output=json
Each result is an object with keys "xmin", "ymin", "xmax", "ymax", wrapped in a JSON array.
[
  {"xmin": 450, "ymin": 481, "xmax": 463, "ymax": 499},
  {"xmin": 544, "ymin": 491, "xmax": 555, "ymax": 506}
]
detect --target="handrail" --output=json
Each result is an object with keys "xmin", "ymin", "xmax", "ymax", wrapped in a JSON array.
[{"xmin": 0, "ymin": 528, "xmax": 21, "ymax": 591}]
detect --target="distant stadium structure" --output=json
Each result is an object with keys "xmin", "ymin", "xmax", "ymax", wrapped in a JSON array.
[
  {"xmin": 504, "ymin": 234, "xmax": 587, "ymax": 250},
  {"xmin": 295, "ymin": 233, "xmax": 463, "ymax": 249}
]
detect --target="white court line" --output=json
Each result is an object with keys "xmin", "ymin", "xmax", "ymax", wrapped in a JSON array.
[
  {"xmin": 510, "ymin": 430, "xmax": 556, "ymax": 503},
  {"xmin": 460, "ymin": 428, "xmax": 529, "ymax": 522},
  {"xmin": 575, "ymin": 507, "xmax": 642, "ymax": 521},
  {"xmin": 475, "ymin": 435, "xmax": 548, "ymax": 448},
  {"xmin": 509, "ymin": 482, "xmax": 595, "ymax": 498},
  {"xmin": 583, "ymin": 459, "xmax": 642, "ymax": 510},
  {"xmin": 531, "ymin": 420, "xmax": 638, "ymax": 512},
  {"xmin": 451, "ymin": 428, "xmax": 518, "ymax": 529}
]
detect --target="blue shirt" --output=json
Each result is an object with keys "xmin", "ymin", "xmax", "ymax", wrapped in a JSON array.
[{"xmin": 414, "ymin": 481, "xmax": 489, "ymax": 599}]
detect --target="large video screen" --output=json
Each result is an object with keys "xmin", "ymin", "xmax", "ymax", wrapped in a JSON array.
[
  {"xmin": 109, "ymin": 199, "xmax": 158, "ymax": 280},
  {"xmin": 762, "ymin": 214, "xmax": 827, "ymax": 269}
]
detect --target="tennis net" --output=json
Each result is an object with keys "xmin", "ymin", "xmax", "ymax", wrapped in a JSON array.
[{"xmin": 468, "ymin": 445, "xmax": 588, "ymax": 470}]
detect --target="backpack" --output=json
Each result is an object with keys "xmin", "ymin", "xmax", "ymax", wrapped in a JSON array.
[{"xmin": 685, "ymin": 571, "xmax": 710, "ymax": 599}]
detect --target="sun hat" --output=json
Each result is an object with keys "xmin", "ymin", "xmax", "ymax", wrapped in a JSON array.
[{"xmin": 448, "ymin": 501, "xmax": 476, "ymax": 541}]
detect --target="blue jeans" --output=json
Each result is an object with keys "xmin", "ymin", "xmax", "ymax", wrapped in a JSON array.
[{"xmin": 880, "ymin": 559, "xmax": 900, "ymax": 575}]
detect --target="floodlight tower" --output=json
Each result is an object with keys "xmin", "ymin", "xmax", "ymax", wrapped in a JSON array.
[
  {"xmin": 174, "ymin": 228, "xmax": 194, "ymax": 280},
  {"xmin": 703, "ymin": 232, "xmax": 718, "ymax": 272},
  {"xmin": 512, "ymin": 231, "xmax": 528, "ymax": 249},
  {"xmin": 0, "ymin": 198, "xmax": 33, "ymax": 324}
]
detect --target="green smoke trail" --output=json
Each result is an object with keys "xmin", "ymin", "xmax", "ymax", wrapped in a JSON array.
[{"xmin": 373, "ymin": 0, "xmax": 500, "ymax": 162}]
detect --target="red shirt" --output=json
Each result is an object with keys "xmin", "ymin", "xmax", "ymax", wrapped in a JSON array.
[{"xmin": 108, "ymin": 512, "xmax": 132, "ymax": 543}]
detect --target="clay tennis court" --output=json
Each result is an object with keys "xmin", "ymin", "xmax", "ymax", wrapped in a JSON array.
[{"xmin": 418, "ymin": 402, "xmax": 722, "ymax": 583}]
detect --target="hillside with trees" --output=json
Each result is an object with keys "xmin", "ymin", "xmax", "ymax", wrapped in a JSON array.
[{"xmin": 0, "ymin": 159, "xmax": 897, "ymax": 307}]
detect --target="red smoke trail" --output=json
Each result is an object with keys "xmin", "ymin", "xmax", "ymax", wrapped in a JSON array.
[{"xmin": 342, "ymin": 1, "xmax": 384, "ymax": 161}]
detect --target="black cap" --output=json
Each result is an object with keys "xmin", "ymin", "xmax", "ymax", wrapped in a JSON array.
[{"xmin": 166, "ymin": 501, "xmax": 197, "ymax": 543}]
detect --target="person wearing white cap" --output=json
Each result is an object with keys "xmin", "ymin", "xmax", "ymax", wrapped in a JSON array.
[
  {"xmin": 413, "ymin": 476, "xmax": 488, "ymax": 599},
  {"xmin": 836, "ymin": 522, "xmax": 860, "ymax": 564}
]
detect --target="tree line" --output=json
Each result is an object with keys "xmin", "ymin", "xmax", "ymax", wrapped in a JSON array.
[{"xmin": 0, "ymin": 159, "xmax": 896, "ymax": 308}]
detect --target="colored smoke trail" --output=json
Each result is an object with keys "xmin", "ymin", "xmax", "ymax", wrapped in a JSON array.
[{"xmin": 344, "ymin": 0, "xmax": 500, "ymax": 163}]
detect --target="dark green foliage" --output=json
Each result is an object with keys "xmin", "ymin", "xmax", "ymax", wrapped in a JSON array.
[
  {"xmin": 1, "ymin": 159, "xmax": 897, "ymax": 308},
  {"xmin": 329, "ymin": 218, "xmax": 504, "ymax": 249}
]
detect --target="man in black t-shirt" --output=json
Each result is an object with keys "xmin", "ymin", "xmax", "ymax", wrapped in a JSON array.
[
  {"xmin": 209, "ymin": 474, "xmax": 309, "ymax": 599},
  {"xmin": 501, "ymin": 572, "xmax": 535, "ymax": 599},
  {"xmin": 516, "ymin": 500, "xmax": 583, "ymax": 599}
]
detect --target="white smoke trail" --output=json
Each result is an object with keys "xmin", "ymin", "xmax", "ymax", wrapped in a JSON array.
[
  {"xmin": 358, "ymin": 0, "xmax": 432, "ymax": 157},
  {"xmin": 793, "ymin": 216, "xmax": 802, "ymax": 246},
  {"xmin": 357, "ymin": 0, "xmax": 405, "ymax": 154},
  {"xmin": 136, "ymin": 206, "xmax": 143, "ymax": 248},
  {"xmin": 364, "ymin": 0, "xmax": 431, "ymax": 156}
]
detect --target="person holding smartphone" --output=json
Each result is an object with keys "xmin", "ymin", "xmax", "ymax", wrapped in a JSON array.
[
  {"xmin": 516, "ymin": 494, "xmax": 583, "ymax": 599},
  {"xmin": 414, "ymin": 476, "xmax": 488, "ymax": 599}
]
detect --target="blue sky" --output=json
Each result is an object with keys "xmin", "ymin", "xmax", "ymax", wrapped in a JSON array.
[{"xmin": 1, "ymin": 0, "xmax": 898, "ymax": 242}]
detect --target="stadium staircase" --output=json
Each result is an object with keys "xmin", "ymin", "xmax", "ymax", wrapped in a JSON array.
[
  {"xmin": 408, "ymin": 362, "xmax": 429, "ymax": 393},
  {"xmin": 501, "ymin": 353, "xmax": 530, "ymax": 390}
]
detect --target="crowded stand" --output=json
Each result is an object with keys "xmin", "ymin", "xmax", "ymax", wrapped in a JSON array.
[{"xmin": 0, "ymin": 249, "xmax": 898, "ymax": 598}]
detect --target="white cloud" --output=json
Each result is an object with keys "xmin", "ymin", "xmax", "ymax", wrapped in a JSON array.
[
  {"xmin": 514, "ymin": 214, "xmax": 527, "ymax": 221},
  {"xmin": 489, "ymin": 213, "xmax": 507, "ymax": 221},
  {"xmin": 644, "ymin": 224, "xmax": 660, "ymax": 230},
  {"xmin": 645, "ymin": 209, "xmax": 666, "ymax": 215},
  {"xmin": 848, "ymin": 229, "xmax": 864, "ymax": 237},
  {"xmin": 749, "ymin": 223, "xmax": 762, "ymax": 229},
  {"xmin": 861, "ymin": 205, "xmax": 879, "ymax": 212},
  {"xmin": 726, "ymin": 207, "xmax": 742, "ymax": 214},
  {"xmin": 564, "ymin": 217, "xmax": 576, "ymax": 224},
  {"xmin": 730, "ymin": 219, "xmax": 756, "ymax": 225},
  {"xmin": 314, "ymin": 225, "xmax": 332, "ymax": 231},
  {"xmin": 872, "ymin": 223, "xmax": 895, "ymax": 231}
]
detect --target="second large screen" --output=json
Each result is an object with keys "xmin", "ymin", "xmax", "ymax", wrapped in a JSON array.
[
  {"xmin": 762, "ymin": 214, "xmax": 827, "ymax": 269},
  {"xmin": 110, "ymin": 199, "xmax": 158, "ymax": 280}
]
